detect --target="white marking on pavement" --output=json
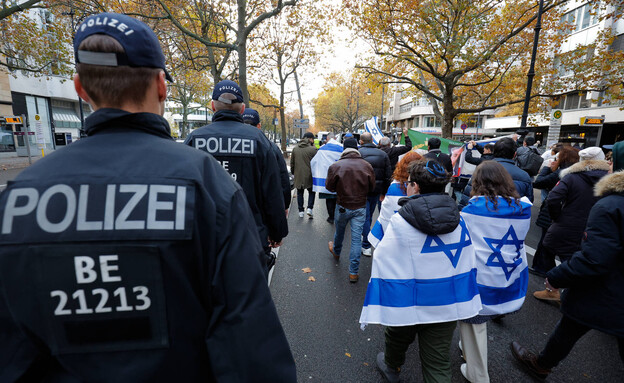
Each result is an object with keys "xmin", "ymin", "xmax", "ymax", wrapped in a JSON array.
[{"xmin": 524, "ymin": 244, "xmax": 561, "ymax": 266}]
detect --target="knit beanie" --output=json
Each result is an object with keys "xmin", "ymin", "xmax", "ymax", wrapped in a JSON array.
[
  {"xmin": 578, "ymin": 147, "xmax": 605, "ymax": 161},
  {"xmin": 612, "ymin": 141, "xmax": 624, "ymax": 172}
]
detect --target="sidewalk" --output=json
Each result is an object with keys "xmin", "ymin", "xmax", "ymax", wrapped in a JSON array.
[{"xmin": 0, "ymin": 155, "xmax": 40, "ymax": 170}]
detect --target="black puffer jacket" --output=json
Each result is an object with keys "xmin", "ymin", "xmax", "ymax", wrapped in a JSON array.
[
  {"xmin": 359, "ymin": 143, "xmax": 392, "ymax": 196},
  {"xmin": 398, "ymin": 193, "xmax": 460, "ymax": 235},
  {"xmin": 548, "ymin": 171, "xmax": 624, "ymax": 337},
  {"xmin": 542, "ymin": 160, "xmax": 610, "ymax": 255}
]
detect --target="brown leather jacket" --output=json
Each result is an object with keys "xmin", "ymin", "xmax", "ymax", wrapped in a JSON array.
[{"xmin": 326, "ymin": 149, "xmax": 375, "ymax": 210}]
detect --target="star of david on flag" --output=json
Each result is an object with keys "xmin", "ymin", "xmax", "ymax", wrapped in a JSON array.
[
  {"xmin": 421, "ymin": 218, "xmax": 471, "ymax": 268},
  {"xmin": 484, "ymin": 225, "xmax": 524, "ymax": 281}
]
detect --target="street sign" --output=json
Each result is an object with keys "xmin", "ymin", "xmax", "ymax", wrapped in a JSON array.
[
  {"xmin": 580, "ymin": 116, "xmax": 605, "ymax": 126},
  {"xmin": 460, "ymin": 123, "xmax": 467, "ymax": 131},
  {"xmin": 294, "ymin": 118, "xmax": 309, "ymax": 129},
  {"xmin": 273, "ymin": 118, "xmax": 278, "ymax": 126},
  {"xmin": 5, "ymin": 116, "xmax": 22, "ymax": 124}
]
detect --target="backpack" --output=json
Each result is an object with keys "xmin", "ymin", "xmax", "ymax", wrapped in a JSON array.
[{"xmin": 520, "ymin": 148, "xmax": 544, "ymax": 176}]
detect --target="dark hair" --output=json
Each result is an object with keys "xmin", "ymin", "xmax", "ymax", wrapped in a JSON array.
[
  {"xmin": 76, "ymin": 35, "xmax": 161, "ymax": 108},
  {"xmin": 392, "ymin": 151, "xmax": 423, "ymax": 193},
  {"xmin": 493, "ymin": 137, "xmax": 516, "ymax": 159},
  {"xmin": 524, "ymin": 136, "xmax": 536, "ymax": 146},
  {"xmin": 557, "ymin": 146, "xmax": 580, "ymax": 169},
  {"xmin": 484, "ymin": 143, "xmax": 494, "ymax": 152},
  {"xmin": 428, "ymin": 137, "xmax": 441, "ymax": 150},
  {"xmin": 408, "ymin": 159, "xmax": 450, "ymax": 194},
  {"xmin": 470, "ymin": 161, "xmax": 521, "ymax": 210}
]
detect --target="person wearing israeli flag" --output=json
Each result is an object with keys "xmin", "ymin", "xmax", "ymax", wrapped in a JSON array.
[
  {"xmin": 310, "ymin": 132, "xmax": 343, "ymax": 223},
  {"xmin": 360, "ymin": 160, "xmax": 481, "ymax": 383},
  {"xmin": 459, "ymin": 161, "xmax": 532, "ymax": 383},
  {"xmin": 368, "ymin": 151, "xmax": 423, "ymax": 248}
]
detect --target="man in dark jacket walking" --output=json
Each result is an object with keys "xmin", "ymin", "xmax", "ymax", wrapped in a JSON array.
[
  {"xmin": 424, "ymin": 137, "xmax": 453, "ymax": 173},
  {"xmin": 185, "ymin": 80, "xmax": 288, "ymax": 271},
  {"xmin": 359, "ymin": 132, "xmax": 392, "ymax": 256},
  {"xmin": 0, "ymin": 13, "xmax": 296, "ymax": 382},
  {"xmin": 291, "ymin": 132, "xmax": 318, "ymax": 218},
  {"xmin": 243, "ymin": 108, "xmax": 291, "ymax": 214},
  {"xmin": 326, "ymin": 146, "xmax": 375, "ymax": 283},
  {"xmin": 379, "ymin": 126, "xmax": 413, "ymax": 170},
  {"xmin": 511, "ymin": 145, "xmax": 624, "ymax": 379}
]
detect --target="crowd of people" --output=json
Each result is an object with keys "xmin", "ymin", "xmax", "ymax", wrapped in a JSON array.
[{"xmin": 0, "ymin": 12, "xmax": 621, "ymax": 383}]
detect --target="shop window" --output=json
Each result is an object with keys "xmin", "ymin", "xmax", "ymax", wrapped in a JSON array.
[{"xmin": 424, "ymin": 116, "xmax": 441, "ymax": 128}]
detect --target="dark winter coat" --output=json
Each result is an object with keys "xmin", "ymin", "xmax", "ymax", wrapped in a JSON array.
[
  {"xmin": 326, "ymin": 149, "xmax": 375, "ymax": 210},
  {"xmin": 542, "ymin": 160, "xmax": 610, "ymax": 255},
  {"xmin": 424, "ymin": 149, "xmax": 453, "ymax": 173},
  {"xmin": 380, "ymin": 134, "xmax": 413, "ymax": 169},
  {"xmin": 0, "ymin": 109, "xmax": 296, "ymax": 382},
  {"xmin": 464, "ymin": 148, "xmax": 494, "ymax": 166},
  {"xmin": 548, "ymin": 171, "xmax": 624, "ymax": 338},
  {"xmin": 359, "ymin": 143, "xmax": 392, "ymax": 196},
  {"xmin": 533, "ymin": 166, "xmax": 563, "ymax": 229},
  {"xmin": 398, "ymin": 193, "xmax": 460, "ymax": 235},
  {"xmin": 290, "ymin": 140, "xmax": 317, "ymax": 189}
]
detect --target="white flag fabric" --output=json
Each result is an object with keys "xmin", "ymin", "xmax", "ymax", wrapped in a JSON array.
[
  {"xmin": 460, "ymin": 196, "xmax": 532, "ymax": 316},
  {"xmin": 360, "ymin": 214, "xmax": 482, "ymax": 328},
  {"xmin": 365, "ymin": 117, "xmax": 385, "ymax": 145},
  {"xmin": 311, "ymin": 138, "xmax": 342, "ymax": 194},
  {"xmin": 368, "ymin": 181, "xmax": 406, "ymax": 248}
]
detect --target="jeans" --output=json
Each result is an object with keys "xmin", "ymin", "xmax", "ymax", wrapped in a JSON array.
[
  {"xmin": 333, "ymin": 205, "xmax": 366, "ymax": 275},
  {"xmin": 384, "ymin": 321, "xmax": 457, "ymax": 383},
  {"xmin": 297, "ymin": 187, "xmax": 315, "ymax": 211},
  {"xmin": 361, "ymin": 195, "xmax": 380, "ymax": 249},
  {"xmin": 538, "ymin": 315, "xmax": 624, "ymax": 369}
]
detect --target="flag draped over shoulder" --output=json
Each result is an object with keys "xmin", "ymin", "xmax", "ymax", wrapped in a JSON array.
[
  {"xmin": 368, "ymin": 181, "xmax": 406, "ymax": 248},
  {"xmin": 311, "ymin": 138, "xmax": 342, "ymax": 194},
  {"xmin": 452, "ymin": 134, "xmax": 516, "ymax": 177},
  {"xmin": 364, "ymin": 117, "xmax": 385, "ymax": 145},
  {"xmin": 460, "ymin": 196, "xmax": 532, "ymax": 316},
  {"xmin": 360, "ymin": 215, "xmax": 482, "ymax": 328}
]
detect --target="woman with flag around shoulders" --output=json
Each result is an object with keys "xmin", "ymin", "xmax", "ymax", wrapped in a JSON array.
[
  {"xmin": 458, "ymin": 161, "xmax": 533, "ymax": 383},
  {"xmin": 360, "ymin": 159, "xmax": 482, "ymax": 383}
]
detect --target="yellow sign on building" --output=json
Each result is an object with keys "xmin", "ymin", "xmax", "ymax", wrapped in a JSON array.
[{"xmin": 580, "ymin": 117, "xmax": 604, "ymax": 126}]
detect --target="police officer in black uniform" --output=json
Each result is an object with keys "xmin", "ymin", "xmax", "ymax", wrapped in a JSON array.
[
  {"xmin": 0, "ymin": 13, "xmax": 295, "ymax": 382},
  {"xmin": 185, "ymin": 81, "xmax": 288, "ymax": 267},
  {"xmin": 242, "ymin": 107, "xmax": 291, "ymax": 213}
]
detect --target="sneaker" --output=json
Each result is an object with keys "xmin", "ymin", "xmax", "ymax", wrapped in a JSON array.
[
  {"xmin": 510, "ymin": 341, "xmax": 551, "ymax": 380},
  {"xmin": 298, "ymin": 211, "xmax": 304, "ymax": 218},
  {"xmin": 306, "ymin": 208, "xmax": 313, "ymax": 218},
  {"xmin": 376, "ymin": 352, "xmax": 400, "ymax": 383},
  {"xmin": 533, "ymin": 289, "xmax": 560, "ymax": 302},
  {"xmin": 460, "ymin": 363, "xmax": 470, "ymax": 382},
  {"xmin": 328, "ymin": 241, "xmax": 339, "ymax": 261},
  {"xmin": 361, "ymin": 247, "xmax": 372, "ymax": 257},
  {"xmin": 349, "ymin": 274, "xmax": 359, "ymax": 283}
]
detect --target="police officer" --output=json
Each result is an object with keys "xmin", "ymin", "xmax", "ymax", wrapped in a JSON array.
[
  {"xmin": 185, "ymin": 81, "xmax": 288, "ymax": 266},
  {"xmin": 242, "ymin": 107, "xmax": 291, "ymax": 214},
  {"xmin": 0, "ymin": 13, "xmax": 295, "ymax": 382}
]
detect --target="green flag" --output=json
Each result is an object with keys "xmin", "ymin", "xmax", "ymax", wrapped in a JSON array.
[{"xmin": 401, "ymin": 130, "xmax": 463, "ymax": 155}]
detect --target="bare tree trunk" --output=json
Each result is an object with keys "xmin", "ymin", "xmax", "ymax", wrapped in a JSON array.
[
  {"xmin": 280, "ymin": 82, "xmax": 287, "ymax": 153},
  {"xmin": 238, "ymin": 39, "xmax": 249, "ymax": 106}
]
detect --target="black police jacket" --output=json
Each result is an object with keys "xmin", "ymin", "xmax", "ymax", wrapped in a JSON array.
[
  {"xmin": 0, "ymin": 109, "xmax": 296, "ymax": 382},
  {"xmin": 185, "ymin": 110, "xmax": 288, "ymax": 243}
]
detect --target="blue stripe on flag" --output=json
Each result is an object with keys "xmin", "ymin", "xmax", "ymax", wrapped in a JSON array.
[
  {"xmin": 371, "ymin": 222, "xmax": 384, "ymax": 240},
  {"xmin": 363, "ymin": 269, "xmax": 478, "ymax": 307},
  {"xmin": 386, "ymin": 183, "xmax": 406, "ymax": 197},
  {"xmin": 478, "ymin": 267, "xmax": 528, "ymax": 306},
  {"xmin": 320, "ymin": 143, "xmax": 343, "ymax": 153},
  {"xmin": 462, "ymin": 197, "xmax": 531, "ymax": 219},
  {"xmin": 313, "ymin": 177, "xmax": 326, "ymax": 187}
]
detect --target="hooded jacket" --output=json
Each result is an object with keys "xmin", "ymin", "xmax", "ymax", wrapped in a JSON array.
[
  {"xmin": 290, "ymin": 139, "xmax": 317, "ymax": 189},
  {"xmin": 360, "ymin": 193, "xmax": 481, "ymax": 327},
  {"xmin": 0, "ymin": 109, "xmax": 296, "ymax": 382},
  {"xmin": 547, "ymin": 171, "xmax": 624, "ymax": 337},
  {"xmin": 184, "ymin": 109, "xmax": 288, "ymax": 243},
  {"xmin": 542, "ymin": 160, "xmax": 610, "ymax": 255},
  {"xmin": 325, "ymin": 149, "xmax": 375, "ymax": 210}
]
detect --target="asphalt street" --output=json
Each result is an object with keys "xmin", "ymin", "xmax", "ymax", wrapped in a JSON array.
[{"xmin": 270, "ymin": 194, "xmax": 624, "ymax": 383}]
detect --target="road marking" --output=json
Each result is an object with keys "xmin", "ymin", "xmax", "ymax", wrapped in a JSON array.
[
  {"xmin": 0, "ymin": 184, "xmax": 6, "ymax": 190},
  {"xmin": 524, "ymin": 244, "xmax": 561, "ymax": 266}
]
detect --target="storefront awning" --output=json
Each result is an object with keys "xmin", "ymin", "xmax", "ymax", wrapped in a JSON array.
[{"xmin": 52, "ymin": 107, "xmax": 81, "ymax": 129}]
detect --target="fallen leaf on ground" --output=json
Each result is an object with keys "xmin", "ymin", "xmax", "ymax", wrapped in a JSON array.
[
  {"xmin": 308, "ymin": 276, "xmax": 316, "ymax": 282},
  {"xmin": 301, "ymin": 267, "xmax": 312, "ymax": 273},
  {"xmin": 363, "ymin": 362, "xmax": 369, "ymax": 366},
  {"xmin": 345, "ymin": 353, "xmax": 351, "ymax": 358}
]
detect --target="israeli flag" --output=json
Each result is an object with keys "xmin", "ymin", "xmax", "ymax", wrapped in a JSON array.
[
  {"xmin": 368, "ymin": 181, "xmax": 406, "ymax": 248},
  {"xmin": 460, "ymin": 196, "xmax": 532, "ymax": 315},
  {"xmin": 360, "ymin": 215, "xmax": 482, "ymax": 328},
  {"xmin": 311, "ymin": 138, "xmax": 342, "ymax": 194},
  {"xmin": 365, "ymin": 117, "xmax": 385, "ymax": 145}
]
